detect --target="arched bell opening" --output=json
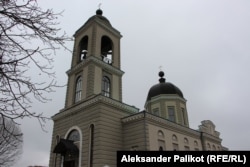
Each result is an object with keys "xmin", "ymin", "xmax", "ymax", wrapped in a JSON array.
[
  {"xmin": 101, "ymin": 36, "xmax": 113, "ymax": 65},
  {"xmin": 78, "ymin": 36, "xmax": 88, "ymax": 62}
]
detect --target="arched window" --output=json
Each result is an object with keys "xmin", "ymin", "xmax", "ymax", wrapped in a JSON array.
[
  {"xmin": 63, "ymin": 129, "xmax": 80, "ymax": 167},
  {"xmin": 102, "ymin": 76, "xmax": 110, "ymax": 97},
  {"xmin": 79, "ymin": 36, "xmax": 88, "ymax": 62},
  {"xmin": 158, "ymin": 130, "xmax": 164, "ymax": 139},
  {"xmin": 157, "ymin": 130, "xmax": 165, "ymax": 151},
  {"xmin": 101, "ymin": 36, "xmax": 113, "ymax": 65},
  {"xmin": 184, "ymin": 138, "xmax": 189, "ymax": 144},
  {"xmin": 172, "ymin": 134, "xmax": 178, "ymax": 141},
  {"xmin": 67, "ymin": 130, "xmax": 80, "ymax": 142},
  {"xmin": 75, "ymin": 76, "xmax": 82, "ymax": 102}
]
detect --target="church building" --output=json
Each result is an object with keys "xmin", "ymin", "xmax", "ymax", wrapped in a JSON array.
[{"xmin": 49, "ymin": 9, "xmax": 227, "ymax": 167}]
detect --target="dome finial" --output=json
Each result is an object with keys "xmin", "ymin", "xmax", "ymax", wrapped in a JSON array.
[
  {"xmin": 158, "ymin": 66, "xmax": 166, "ymax": 83},
  {"xmin": 96, "ymin": 3, "xmax": 103, "ymax": 15}
]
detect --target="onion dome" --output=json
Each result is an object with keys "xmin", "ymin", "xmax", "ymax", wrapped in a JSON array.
[{"xmin": 146, "ymin": 71, "xmax": 184, "ymax": 101}]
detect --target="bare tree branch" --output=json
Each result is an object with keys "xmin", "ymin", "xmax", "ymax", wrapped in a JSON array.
[
  {"xmin": 0, "ymin": 115, "xmax": 23, "ymax": 167},
  {"xmin": 0, "ymin": 0, "xmax": 72, "ymax": 145}
]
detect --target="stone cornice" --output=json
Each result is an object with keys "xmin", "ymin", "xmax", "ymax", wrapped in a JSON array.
[
  {"xmin": 52, "ymin": 94, "xmax": 139, "ymax": 121},
  {"xmin": 144, "ymin": 94, "xmax": 187, "ymax": 108},
  {"xmin": 122, "ymin": 112, "xmax": 203, "ymax": 136},
  {"xmin": 151, "ymin": 94, "xmax": 186, "ymax": 103},
  {"xmin": 201, "ymin": 132, "xmax": 222, "ymax": 143},
  {"xmin": 66, "ymin": 56, "xmax": 124, "ymax": 76}
]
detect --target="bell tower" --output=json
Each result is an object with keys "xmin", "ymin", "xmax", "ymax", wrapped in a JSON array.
[
  {"xmin": 64, "ymin": 9, "xmax": 123, "ymax": 108},
  {"xmin": 49, "ymin": 9, "xmax": 138, "ymax": 167}
]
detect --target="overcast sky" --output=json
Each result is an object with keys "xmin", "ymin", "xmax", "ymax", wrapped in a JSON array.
[{"xmin": 16, "ymin": 0, "xmax": 250, "ymax": 166}]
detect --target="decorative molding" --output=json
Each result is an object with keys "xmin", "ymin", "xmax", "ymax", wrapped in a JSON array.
[
  {"xmin": 150, "ymin": 94, "xmax": 187, "ymax": 103},
  {"xmin": 201, "ymin": 132, "xmax": 222, "ymax": 143},
  {"xmin": 52, "ymin": 94, "xmax": 139, "ymax": 120},
  {"xmin": 122, "ymin": 112, "xmax": 222, "ymax": 143},
  {"xmin": 199, "ymin": 120, "xmax": 220, "ymax": 138},
  {"xmin": 66, "ymin": 56, "xmax": 124, "ymax": 77},
  {"xmin": 122, "ymin": 112, "xmax": 203, "ymax": 137}
]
